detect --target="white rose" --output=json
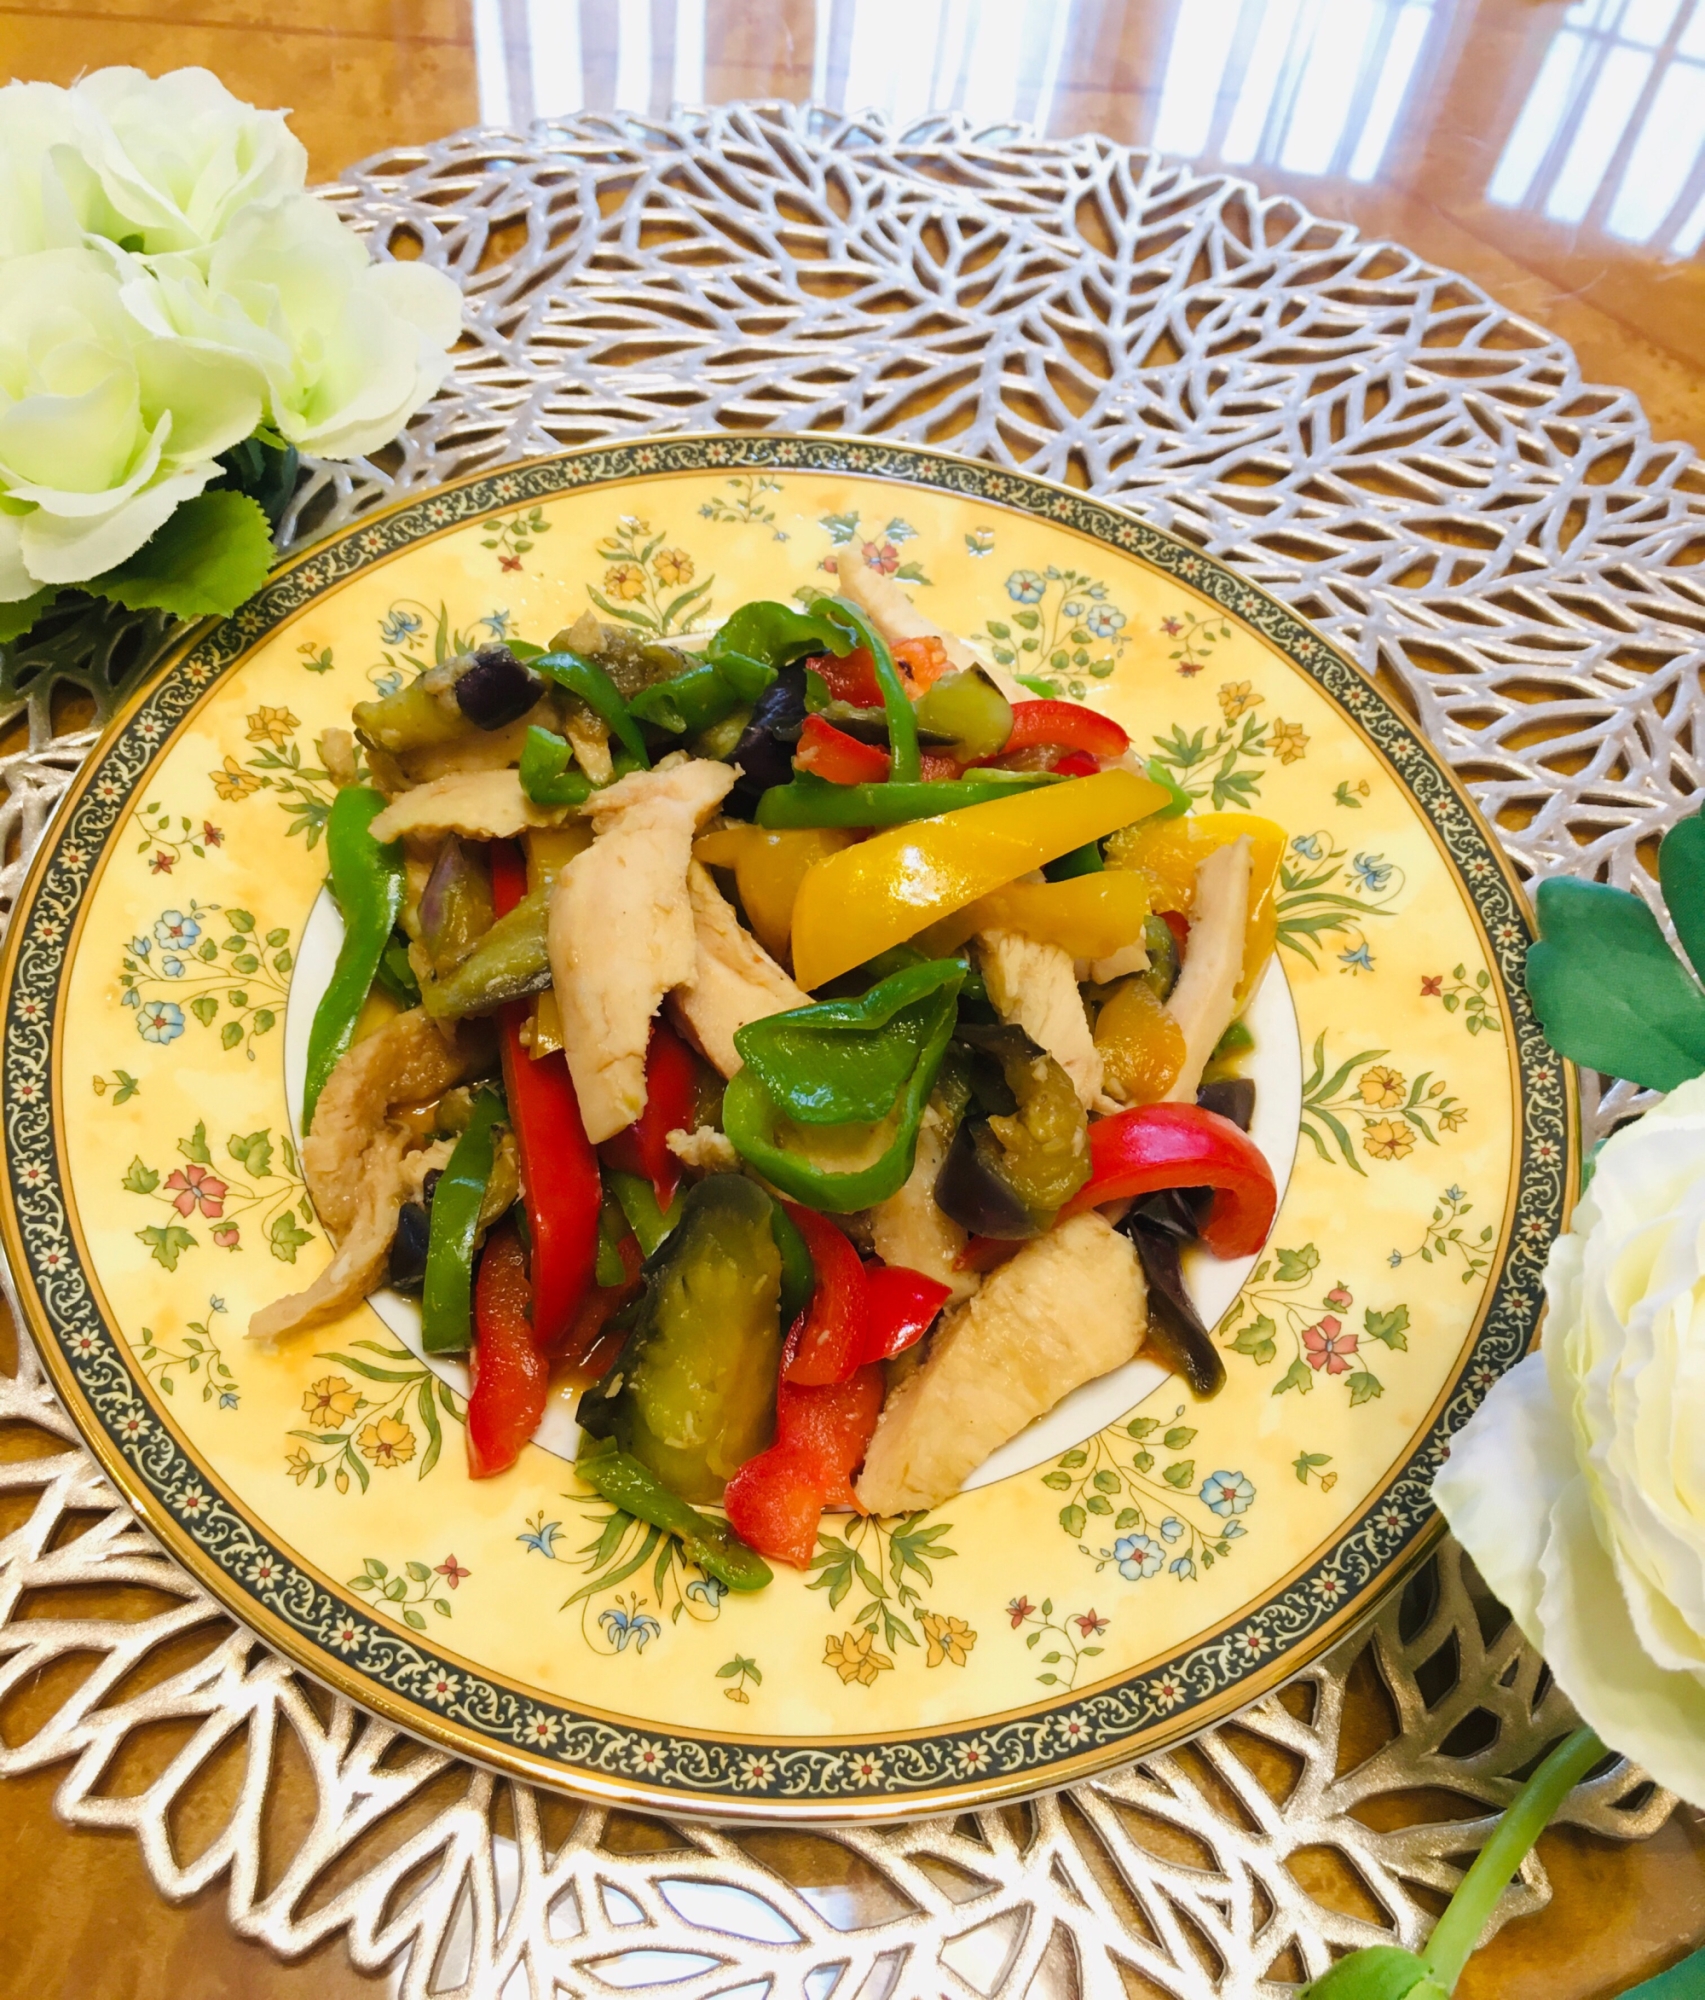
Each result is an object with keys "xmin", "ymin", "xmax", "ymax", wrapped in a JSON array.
[
  {"xmin": 1435, "ymin": 1075, "xmax": 1705, "ymax": 1805},
  {"xmin": 130, "ymin": 195, "xmax": 461, "ymax": 459},
  {"xmin": 0, "ymin": 66, "xmax": 305, "ymax": 258},
  {"xmin": 0, "ymin": 248, "xmax": 261, "ymax": 600}
]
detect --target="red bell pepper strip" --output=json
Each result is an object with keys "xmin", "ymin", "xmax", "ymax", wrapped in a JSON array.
[
  {"xmin": 599, "ymin": 1020, "xmax": 696, "ymax": 1209},
  {"xmin": 466, "ymin": 1221, "xmax": 548, "ymax": 1477},
  {"xmin": 858, "ymin": 1263, "xmax": 951, "ymax": 1365},
  {"xmin": 811, "ymin": 645, "xmax": 883, "ymax": 707},
  {"xmin": 780, "ymin": 1203, "xmax": 868, "ymax": 1385},
  {"xmin": 1161, "ymin": 909, "xmax": 1189, "ymax": 954},
  {"xmin": 1062, "ymin": 1103, "xmax": 1277, "ymax": 1258},
  {"xmin": 722, "ymin": 1363, "xmax": 885, "ymax": 1566},
  {"xmin": 560, "ymin": 1231, "xmax": 642, "ymax": 1379},
  {"xmin": 1001, "ymin": 699, "xmax": 1129, "ymax": 761},
  {"xmin": 793, "ymin": 712, "xmax": 892, "ymax": 786},
  {"xmin": 1051, "ymin": 748, "xmax": 1100, "ymax": 778},
  {"xmin": 490, "ymin": 840, "xmax": 600, "ymax": 1350}
]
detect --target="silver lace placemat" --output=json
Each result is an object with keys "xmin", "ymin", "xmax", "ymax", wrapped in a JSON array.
[{"xmin": 0, "ymin": 102, "xmax": 1695, "ymax": 1998}]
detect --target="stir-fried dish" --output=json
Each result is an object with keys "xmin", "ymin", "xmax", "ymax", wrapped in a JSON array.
[{"xmin": 255, "ymin": 557, "xmax": 1284, "ymax": 1587}]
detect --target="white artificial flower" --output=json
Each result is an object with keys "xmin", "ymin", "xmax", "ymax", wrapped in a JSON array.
[
  {"xmin": 0, "ymin": 247, "xmax": 260, "ymax": 600},
  {"xmin": 131, "ymin": 194, "xmax": 462, "ymax": 459},
  {"xmin": 1435, "ymin": 1075, "xmax": 1705, "ymax": 1806},
  {"xmin": 0, "ymin": 66, "xmax": 305, "ymax": 259}
]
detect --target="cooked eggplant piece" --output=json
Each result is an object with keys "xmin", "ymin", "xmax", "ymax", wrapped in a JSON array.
[
  {"xmin": 388, "ymin": 1199, "xmax": 432, "ymax": 1293},
  {"xmin": 934, "ymin": 1114, "xmax": 1037, "ymax": 1238},
  {"xmin": 1119, "ymin": 1215, "xmax": 1225, "ymax": 1398},
  {"xmin": 421, "ymin": 887, "xmax": 551, "ymax": 1019},
  {"xmin": 727, "ymin": 664, "xmax": 807, "ymax": 812},
  {"xmin": 1197, "ymin": 1077, "xmax": 1256, "ymax": 1130},
  {"xmin": 931, "ymin": 1024, "xmax": 1090, "ymax": 1238},
  {"xmin": 418, "ymin": 836, "xmax": 495, "ymax": 974},
  {"xmin": 454, "ymin": 644, "xmax": 546, "ymax": 729},
  {"xmin": 575, "ymin": 1174, "xmax": 784, "ymax": 1503}
]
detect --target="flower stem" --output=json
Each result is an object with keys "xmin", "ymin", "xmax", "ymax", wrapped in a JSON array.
[{"xmin": 1422, "ymin": 1725, "xmax": 1606, "ymax": 1991}]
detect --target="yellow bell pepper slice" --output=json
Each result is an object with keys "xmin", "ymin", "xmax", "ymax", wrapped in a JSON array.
[
  {"xmin": 790, "ymin": 768, "xmax": 1166, "ymax": 990},
  {"xmin": 693, "ymin": 824, "xmax": 857, "ymax": 964},
  {"xmin": 1094, "ymin": 978, "xmax": 1186, "ymax": 1104},
  {"xmin": 1106, "ymin": 810, "xmax": 1285, "ymax": 1000},
  {"xmin": 920, "ymin": 871, "xmax": 1151, "ymax": 959}
]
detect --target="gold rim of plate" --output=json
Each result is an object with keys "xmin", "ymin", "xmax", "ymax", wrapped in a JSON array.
[{"xmin": 0, "ymin": 435, "xmax": 1575, "ymax": 1820}]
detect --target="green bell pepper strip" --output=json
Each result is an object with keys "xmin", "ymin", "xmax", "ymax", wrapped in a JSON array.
[
  {"xmin": 1044, "ymin": 839, "xmax": 1105, "ymax": 880},
  {"xmin": 724, "ymin": 962, "xmax": 965, "ymax": 1212},
  {"xmin": 373, "ymin": 928, "xmax": 421, "ymax": 1007},
  {"xmin": 532, "ymin": 650, "xmax": 650, "ymax": 765},
  {"xmin": 594, "ymin": 1186, "xmax": 632, "ymax": 1286},
  {"xmin": 734, "ymin": 959, "xmax": 967, "ymax": 1124},
  {"xmin": 303, "ymin": 786, "xmax": 405, "ymax": 1131},
  {"xmin": 575, "ymin": 1439, "xmax": 773, "ymax": 1592},
  {"xmin": 421, "ymin": 1091, "xmax": 507, "ymax": 1354},
  {"xmin": 755, "ymin": 767, "xmax": 1062, "ymax": 828},
  {"xmin": 627, "ymin": 601, "xmax": 856, "ymax": 735},
  {"xmin": 519, "ymin": 725, "xmax": 594, "ymax": 807},
  {"xmin": 1142, "ymin": 757, "xmax": 1193, "ymax": 818},
  {"xmin": 813, "ymin": 593, "xmax": 920, "ymax": 782},
  {"xmin": 628, "ymin": 658, "xmax": 739, "ymax": 735},
  {"xmin": 706, "ymin": 600, "xmax": 854, "ymax": 698},
  {"xmin": 771, "ymin": 1199, "xmax": 815, "ymax": 1326},
  {"xmin": 607, "ymin": 1169, "xmax": 682, "ymax": 1257}
]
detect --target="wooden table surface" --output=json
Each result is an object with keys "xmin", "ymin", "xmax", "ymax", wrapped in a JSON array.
[{"xmin": 6, "ymin": 2, "xmax": 1705, "ymax": 1993}]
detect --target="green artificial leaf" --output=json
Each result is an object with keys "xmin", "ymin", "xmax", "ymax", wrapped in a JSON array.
[
  {"xmin": 1162, "ymin": 1459, "xmax": 1195, "ymax": 1489},
  {"xmin": 1164, "ymin": 1426, "xmax": 1197, "ymax": 1449},
  {"xmin": 122, "ymin": 1157, "xmax": 160, "ymax": 1196},
  {"xmin": 1661, "ymin": 812, "xmax": 1705, "ymax": 984},
  {"xmin": 1528, "ymin": 876, "xmax": 1705, "ymax": 1089},
  {"xmin": 138, "ymin": 1223, "xmax": 195, "ymax": 1271},
  {"xmin": 0, "ymin": 587, "xmax": 61, "ymax": 647},
  {"xmin": 178, "ymin": 1122, "xmax": 213, "ymax": 1165},
  {"xmin": 1348, "ymin": 1371, "xmax": 1384, "ymax": 1406},
  {"xmin": 1364, "ymin": 1305, "xmax": 1410, "ymax": 1350},
  {"xmin": 1126, "ymin": 1417, "xmax": 1157, "ymax": 1438},
  {"xmin": 90, "ymin": 491, "xmax": 275, "ymax": 621},
  {"xmin": 1059, "ymin": 1504, "xmax": 1086, "ymax": 1539}
]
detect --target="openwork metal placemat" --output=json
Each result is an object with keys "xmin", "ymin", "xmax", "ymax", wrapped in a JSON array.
[{"xmin": 0, "ymin": 101, "xmax": 1695, "ymax": 1996}]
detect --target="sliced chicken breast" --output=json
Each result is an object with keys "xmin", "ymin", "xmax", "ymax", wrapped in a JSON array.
[
  {"xmin": 869, "ymin": 1101, "xmax": 979, "ymax": 1305},
  {"xmin": 369, "ymin": 768, "xmax": 570, "ymax": 844},
  {"xmin": 1163, "ymin": 835, "xmax": 1251, "ymax": 1103},
  {"xmin": 855, "ymin": 1210, "xmax": 1147, "ymax": 1514},
  {"xmin": 978, "ymin": 926, "xmax": 1106, "ymax": 1112},
  {"xmin": 833, "ymin": 559, "xmax": 1026, "ymax": 702},
  {"xmin": 302, "ymin": 1007, "xmax": 482, "ymax": 1238},
  {"xmin": 251, "ymin": 1131, "xmax": 410, "ymax": 1344},
  {"xmin": 669, "ymin": 861, "xmax": 811, "ymax": 1077},
  {"xmin": 550, "ymin": 756, "xmax": 735, "ymax": 1143}
]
